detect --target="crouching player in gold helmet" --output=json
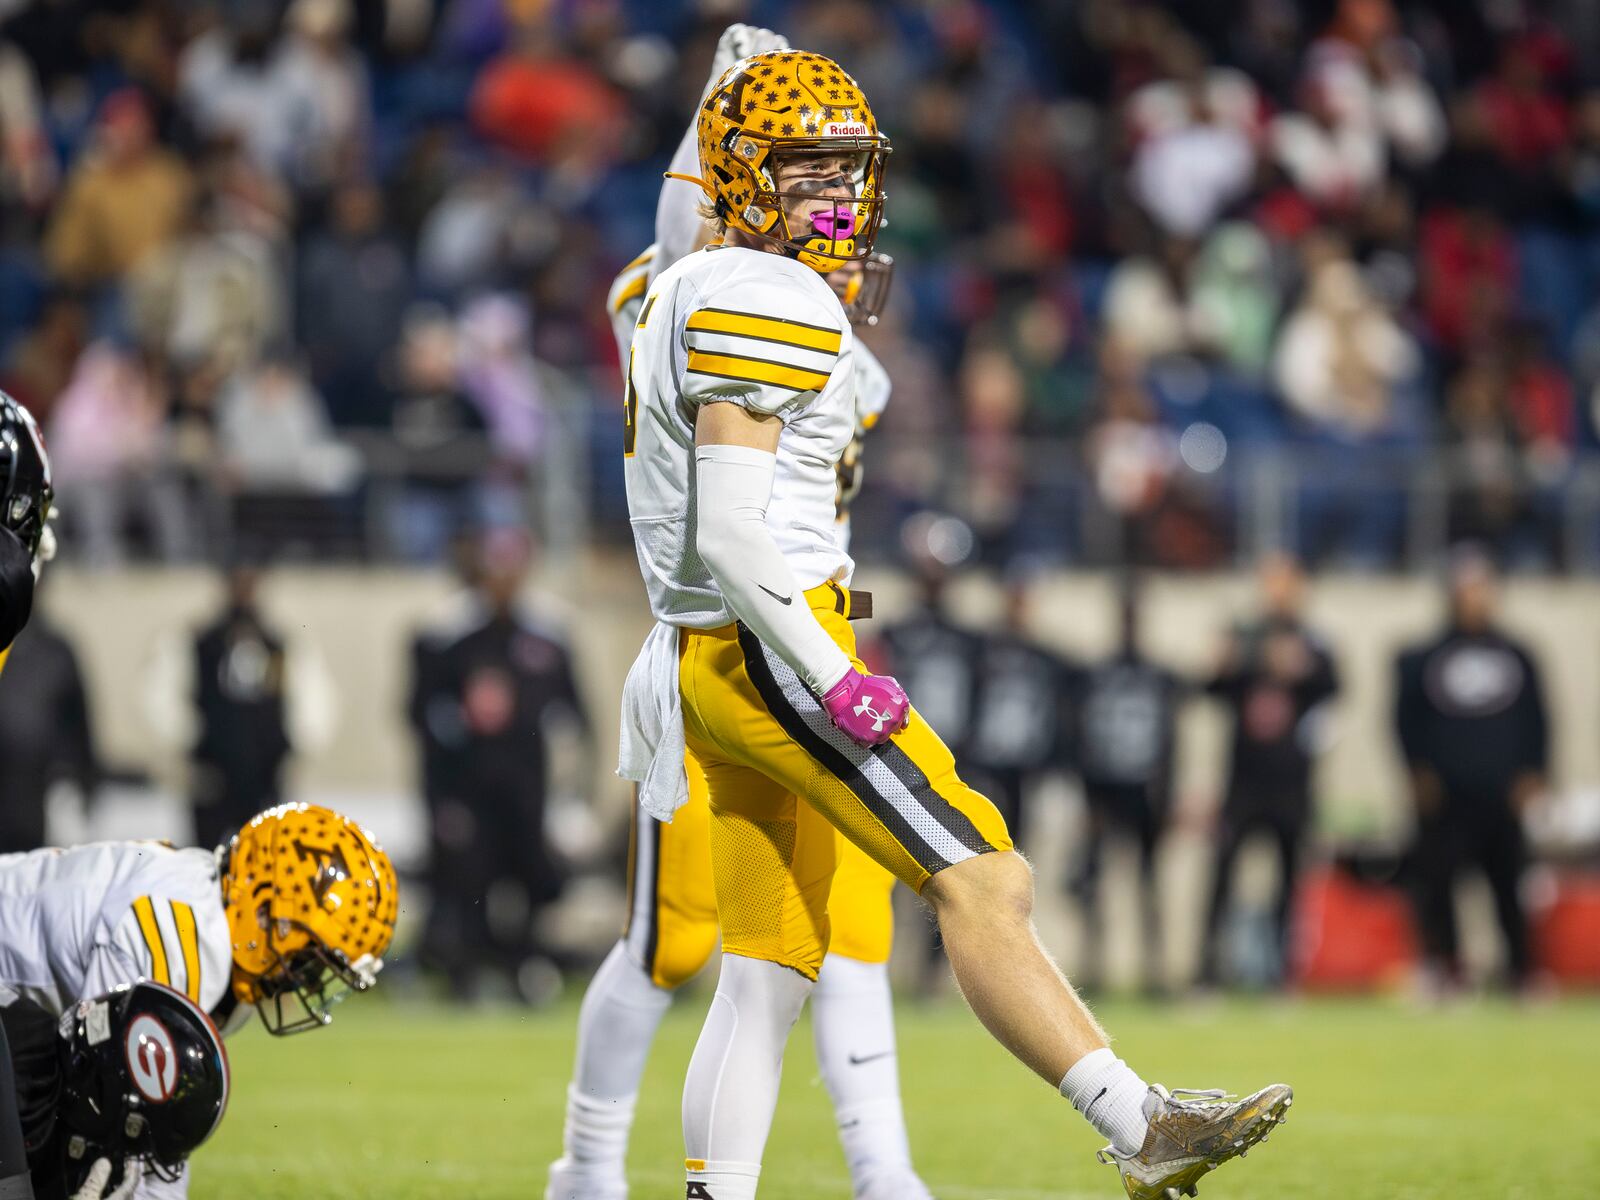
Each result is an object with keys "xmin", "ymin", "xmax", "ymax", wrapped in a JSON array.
[
  {"xmin": 551, "ymin": 25, "xmax": 920, "ymax": 1200},
  {"xmin": 219, "ymin": 803, "xmax": 399, "ymax": 1035},
  {"xmin": 0, "ymin": 804, "xmax": 395, "ymax": 1195},
  {"xmin": 611, "ymin": 35, "xmax": 1293, "ymax": 1200}
]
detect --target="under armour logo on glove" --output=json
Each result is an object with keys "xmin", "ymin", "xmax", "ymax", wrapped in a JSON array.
[
  {"xmin": 853, "ymin": 695, "xmax": 893, "ymax": 732},
  {"xmin": 821, "ymin": 670, "xmax": 910, "ymax": 746}
]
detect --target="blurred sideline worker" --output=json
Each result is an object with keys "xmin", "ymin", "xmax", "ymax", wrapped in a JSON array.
[
  {"xmin": 875, "ymin": 514, "xmax": 982, "ymax": 788},
  {"xmin": 0, "ymin": 600, "xmax": 96, "ymax": 855},
  {"xmin": 1198, "ymin": 554, "xmax": 1339, "ymax": 989},
  {"xmin": 0, "ymin": 392, "xmax": 55, "ymax": 677},
  {"xmin": 0, "ymin": 981, "xmax": 229, "ymax": 1200},
  {"xmin": 409, "ymin": 528, "xmax": 589, "ymax": 1003},
  {"xmin": 550, "ymin": 27, "xmax": 936, "ymax": 1200},
  {"xmin": 872, "ymin": 515, "xmax": 985, "ymax": 995},
  {"xmin": 617, "ymin": 41, "xmax": 1289, "ymax": 1200},
  {"xmin": 189, "ymin": 566, "xmax": 291, "ymax": 852},
  {"xmin": 1071, "ymin": 578, "xmax": 1185, "ymax": 993},
  {"xmin": 1395, "ymin": 549, "xmax": 1548, "ymax": 992},
  {"xmin": 967, "ymin": 571, "xmax": 1078, "ymax": 852},
  {"xmin": 0, "ymin": 804, "xmax": 396, "ymax": 1197}
]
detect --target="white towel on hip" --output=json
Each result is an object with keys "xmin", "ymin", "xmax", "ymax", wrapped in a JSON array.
[{"xmin": 617, "ymin": 620, "xmax": 690, "ymax": 822}]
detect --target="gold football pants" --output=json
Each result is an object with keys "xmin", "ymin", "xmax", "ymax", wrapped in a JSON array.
[
  {"xmin": 675, "ymin": 582, "xmax": 1011, "ymax": 979},
  {"xmin": 622, "ymin": 745, "xmax": 899, "ymax": 988}
]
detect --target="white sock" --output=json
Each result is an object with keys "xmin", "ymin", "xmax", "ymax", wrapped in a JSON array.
[
  {"xmin": 812, "ymin": 954, "xmax": 915, "ymax": 1189},
  {"xmin": 1060, "ymin": 1047, "xmax": 1152, "ymax": 1156},
  {"xmin": 559, "ymin": 942, "xmax": 674, "ymax": 1173},
  {"xmin": 685, "ymin": 1160, "xmax": 762, "ymax": 1200},
  {"xmin": 682, "ymin": 954, "xmax": 813, "ymax": 1197}
]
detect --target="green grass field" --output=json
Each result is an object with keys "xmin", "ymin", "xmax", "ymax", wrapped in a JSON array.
[{"xmin": 192, "ymin": 993, "xmax": 1600, "ymax": 1199}]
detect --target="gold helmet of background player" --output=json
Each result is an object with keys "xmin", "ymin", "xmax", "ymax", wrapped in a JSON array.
[
  {"xmin": 686, "ymin": 49, "xmax": 890, "ymax": 273},
  {"xmin": 220, "ymin": 803, "xmax": 399, "ymax": 1035}
]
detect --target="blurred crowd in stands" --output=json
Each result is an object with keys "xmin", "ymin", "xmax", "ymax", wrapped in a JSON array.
[{"xmin": 3, "ymin": 0, "xmax": 1600, "ymax": 569}]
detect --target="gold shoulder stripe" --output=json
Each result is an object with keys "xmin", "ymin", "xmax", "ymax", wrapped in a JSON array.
[
  {"xmin": 687, "ymin": 308, "xmax": 842, "ymax": 354},
  {"xmin": 687, "ymin": 349, "xmax": 831, "ymax": 394},
  {"xmin": 611, "ymin": 272, "xmax": 649, "ymax": 315},
  {"xmin": 132, "ymin": 897, "xmax": 170, "ymax": 986},
  {"xmin": 623, "ymin": 247, "xmax": 656, "ymax": 273},
  {"xmin": 170, "ymin": 900, "xmax": 201, "ymax": 1002}
]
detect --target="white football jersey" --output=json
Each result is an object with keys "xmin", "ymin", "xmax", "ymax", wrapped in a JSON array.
[
  {"xmin": 607, "ymin": 244, "xmax": 657, "ymax": 353},
  {"xmin": 0, "ymin": 842, "xmax": 234, "ymax": 1021},
  {"xmin": 853, "ymin": 338, "xmax": 890, "ymax": 430},
  {"xmin": 620, "ymin": 244, "xmax": 858, "ymax": 627}
]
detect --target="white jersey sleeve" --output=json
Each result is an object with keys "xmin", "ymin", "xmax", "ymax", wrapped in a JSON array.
[
  {"xmin": 853, "ymin": 339, "xmax": 891, "ymax": 432},
  {"xmin": 679, "ymin": 274, "xmax": 845, "ymax": 423},
  {"xmin": 98, "ymin": 891, "xmax": 229, "ymax": 1014},
  {"xmin": 607, "ymin": 245, "xmax": 657, "ymax": 361}
]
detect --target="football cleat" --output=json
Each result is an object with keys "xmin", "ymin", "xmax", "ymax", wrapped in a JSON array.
[
  {"xmin": 545, "ymin": 1157, "xmax": 627, "ymax": 1200},
  {"xmin": 1097, "ymin": 1082, "xmax": 1292, "ymax": 1200}
]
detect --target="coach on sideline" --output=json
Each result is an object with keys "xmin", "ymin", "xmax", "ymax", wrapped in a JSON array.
[{"xmin": 1395, "ymin": 547, "xmax": 1549, "ymax": 994}]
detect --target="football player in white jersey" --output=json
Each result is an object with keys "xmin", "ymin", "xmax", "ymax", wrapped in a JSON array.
[
  {"xmin": 550, "ymin": 27, "xmax": 926, "ymax": 1200},
  {"xmin": 615, "ymin": 45, "xmax": 1292, "ymax": 1200},
  {"xmin": 0, "ymin": 803, "xmax": 397, "ymax": 1198}
]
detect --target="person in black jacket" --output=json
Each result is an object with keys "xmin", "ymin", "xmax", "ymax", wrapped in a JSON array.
[
  {"xmin": 1395, "ymin": 548, "xmax": 1548, "ymax": 991},
  {"xmin": 1071, "ymin": 579, "xmax": 1186, "ymax": 992},
  {"xmin": 0, "ymin": 602, "xmax": 97, "ymax": 855},
  {"xmin": 872, "ymin": 520, "xmax": 983, "ymax": 764},
  {"xmin": 407, "ymin": 529, "xmax": 590, "ymax": 1002},
  {"xmin": 964, "ymin": 574, "xmax": 1078, "ymax": 853},
  {"xmin": 1199, "ymin": 554, "xmax": 1339, "ymax": 989},
  {"xmin": 189, "ymin": 565, "xmax": 292, "ymax": 851}
]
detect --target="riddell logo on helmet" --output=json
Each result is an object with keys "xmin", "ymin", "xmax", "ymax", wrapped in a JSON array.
[{"xmin": 823, "ymin": 121, "xmax": 869, "ymax": 137}]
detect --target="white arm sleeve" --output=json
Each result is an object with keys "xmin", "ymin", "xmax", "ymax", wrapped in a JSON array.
[
  {"xmin": 653, "ymin": 120, "xmax": 706, "ymax": 278},
  {"xmin": 695, "ymin": 443, "xmax": 852, "ymax": 695}
]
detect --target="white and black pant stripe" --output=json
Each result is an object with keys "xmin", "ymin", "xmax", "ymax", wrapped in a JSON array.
[
  {"xmin": 623, "ymin": 801, "xmax": 662, "ymax": 971},
  {"xmin": 736, "ymin": 624, "xmax": 995, "ymax": 877}
]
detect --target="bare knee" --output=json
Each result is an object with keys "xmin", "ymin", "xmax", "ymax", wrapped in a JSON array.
[{"xmin": 924, "ymin": 850, "xmax": 1035, "ymax": 926}]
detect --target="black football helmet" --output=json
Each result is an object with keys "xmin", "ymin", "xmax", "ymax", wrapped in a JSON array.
[
  {"xmin": 0, "ymin": 390, "xmax": 52, "ymax": 558},
  {"xmin": 57, "ymin": 982, "xmax": 231, "ymax": 1188}
]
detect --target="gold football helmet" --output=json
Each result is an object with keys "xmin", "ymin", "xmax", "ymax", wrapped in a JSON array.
[
  {"xmin": 673, "ymin": 49, "xmax": 890, "ymax": 273},
  {"xmin": 221, "ymin": 803, "xmax": 398, "ymax": 1035}
]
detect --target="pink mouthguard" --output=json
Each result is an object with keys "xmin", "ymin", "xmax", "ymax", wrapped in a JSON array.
[{"xmin": 810, "ymin": 209, "xmax": 857, "ymax": 240}]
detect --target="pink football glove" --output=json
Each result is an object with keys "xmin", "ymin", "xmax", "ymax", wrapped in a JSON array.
[{"xmin": 820, "ymin": 670, "xmax": 910, "ymax": 747}]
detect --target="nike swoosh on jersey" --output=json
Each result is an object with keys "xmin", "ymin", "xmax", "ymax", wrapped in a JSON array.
[{"xmin": 758, "ymin": 583, "xmax": 793, "ymax": 605}]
